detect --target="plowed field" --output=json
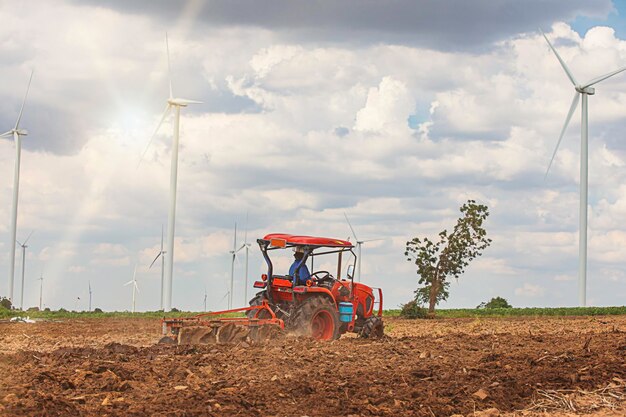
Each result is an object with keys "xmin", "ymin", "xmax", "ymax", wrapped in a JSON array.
[{"xmin": 1, "ymin": 315, "xmax": 625, "ymax": 416}]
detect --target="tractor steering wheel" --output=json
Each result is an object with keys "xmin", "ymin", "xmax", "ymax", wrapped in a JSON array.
[{"xmin": 310, "ymin": 270, "xmax": 334, "ymax": 284}]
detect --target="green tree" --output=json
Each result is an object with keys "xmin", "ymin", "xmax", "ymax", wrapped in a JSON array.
[
  {"xmin": 477, "ymin": 296, "xmax": 511, "ymax": 309},
  {"xmin": 405, "ymin": 200, "xmax": 492, "ymax": 314},
  {"xmin": 0, "ymin": 297, "xmax": 12, "ymax": 310}
]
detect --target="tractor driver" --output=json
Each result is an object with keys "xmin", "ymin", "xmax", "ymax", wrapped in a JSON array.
[{"xmin": 289, "ymin": 246, "xmax": 311, "ymax": 286}]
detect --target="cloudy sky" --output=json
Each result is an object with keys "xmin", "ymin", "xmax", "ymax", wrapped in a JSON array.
[{"xmin": 1, "ymin": 0, "xmax": 626, "ymax": 312}]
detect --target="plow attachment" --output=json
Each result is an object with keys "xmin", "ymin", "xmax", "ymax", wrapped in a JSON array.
[{"xmin": 160, "ymin": 301, "xmax": 284, "ymax": 345}]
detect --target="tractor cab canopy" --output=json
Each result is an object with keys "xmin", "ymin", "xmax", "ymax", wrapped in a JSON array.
[
  {"xmin": 257, "ymin": 233, "xmax": 356, "ymax": 284},
  {"xmin": 261, "ymin": 233, "xmax": 353, "ymax": 249}
]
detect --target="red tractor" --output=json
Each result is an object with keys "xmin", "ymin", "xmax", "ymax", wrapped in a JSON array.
[
  {"xmin": 161, "ymin": 233, "xmax": 384, "ymax": 343},
  {"xmin": 247, "ymin": 233, "xmax": 384, "ymax": 340}
]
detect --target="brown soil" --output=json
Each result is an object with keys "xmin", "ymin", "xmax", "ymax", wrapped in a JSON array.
[{"xmin": 1, "ymin": 316, "xmax": 625, "ymax": 416}]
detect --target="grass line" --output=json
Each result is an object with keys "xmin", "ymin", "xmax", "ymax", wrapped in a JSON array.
[{"xmin": 2, "ymin": 306, "xmax": 626, "ymax": 320}]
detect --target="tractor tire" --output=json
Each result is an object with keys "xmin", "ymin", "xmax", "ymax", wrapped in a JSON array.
[
  {"xmin": 359, "ymin": 316, "xmax": 384, "ymax": 339},
  {"xmin": 247, "ymin": 292, "xmax": 272, "ymax": 319},
  {"xmin": 293, "ymin": 296, "xmax": 340, "ymax": 340}
]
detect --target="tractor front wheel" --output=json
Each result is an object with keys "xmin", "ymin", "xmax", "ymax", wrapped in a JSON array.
[
  {"xmin": 293, "ymin": 297, "xmax": 340, "ymax": 340},
  {"xmin": 359, "ymin": 316, "xmax": 384, "ymax": 339}
]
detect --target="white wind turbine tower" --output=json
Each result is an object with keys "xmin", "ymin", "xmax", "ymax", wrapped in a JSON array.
[
  {"xmin": 16, "ymin": 230, "xmax": 34, "ymax": 310},
  {"xmin": 124, "ymin": 265, "xmax": 140, "ymax": 313},
  {"xmin": 2, "ymin": 70, "xmax": 33, "ymax": 303},
  {"xmin": 37, "ymin": 274, "xmax": 43, "ymax": 310},
  {"xmin": 88, "ymin": 281, "xmax": 92, "ymax": 312},
  {"xmin": 140, "ymin": 34, "xmax": 201, "ymax": 312},
  {"xmin": 149, "ymin": 225, "xmax": 167, "ymax": 310},
  {"xmin": 344, "ymin": 213, "xmax": 384, "ymax": 282},
  {"xmin": 228, "ymin": 223, "xmax": 239, "ymax": 309},
  {"xmin": 541, "ymin": 29, "xmax": 626, "ymax": 307},
  {"xmin": 235, "ymin": 213, "xmax": 252, "ymax": 304}
]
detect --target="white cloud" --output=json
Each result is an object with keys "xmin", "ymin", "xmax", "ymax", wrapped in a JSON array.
[{"xmin": 1, "ymin": 2, "xmax": 626, "ymax": 311}]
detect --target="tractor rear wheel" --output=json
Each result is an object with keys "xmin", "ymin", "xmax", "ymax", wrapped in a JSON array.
[
  {"xmin": 247, "ymin": 292, "xmax": 275, "ymax": 320},
  {"xmin": 293, "ymin": 297, "xmax": 340, "ymax": 340},
  {"xmin": 359, "ymin": 316, "xmax": 384, "ymax": 339}
]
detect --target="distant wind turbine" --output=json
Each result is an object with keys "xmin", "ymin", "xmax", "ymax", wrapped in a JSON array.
[
  {"xmin": 36, "ymin": 274, "xmax": 43, "ymax": 310},
  {"xmin": 149, "ymin": 225, "xmax": 167, "ymax": 310},
  {"xmin": 344, "ymin": 213, "xmax": 384, "ymax": 282},
  {"xmin": 16, "ymin": 230, "xmax": 34, "ymax": 310},
  {"xmin": 140, "ymin": 33, "xmax": 201, "ymax": 312},
  {"xmin": 124, "ymin": 265, "xmax": 140, "ymax": 313},
  {"xmin": 235, "ymin": 213, "xmax": 252, "ymax": 304},
  {"xmin": 2, "ymin": 70, "xmax": 33, "ymax": 303},
  {"xmin": 228, "ymin": 222, "xmax": 239, "ymax": 309},
  {"xmin": 541, "ymin": 29, "xmax": 626, "ymax": 307},
  {"xmin": 220, "ymin": 289, "xmax": 229, "ymax": 309},
  {"xmin": 88, "ymin": 281, "xmax": 92, "ymax": 312},
  {"xmin": 203, "ymin": 287, "xmax": 207, "ymax": 312}
]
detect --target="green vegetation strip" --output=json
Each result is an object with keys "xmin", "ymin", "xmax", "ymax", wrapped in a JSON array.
[
  {"xmin": 2, "ymin": 306, "xmax": 626, "ymax": 320},
  {"xmin": 0, "ymin": 308, "xmax": 243, "ymax": 320},
  {"xmin": 385, "ymin": 306, "xmax": 626, "ymax": 318}
]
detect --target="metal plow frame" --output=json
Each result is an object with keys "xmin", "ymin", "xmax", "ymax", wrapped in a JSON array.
[{"xmin": 161, "ymin": 301, "xmax": 284, "ymax": 344}]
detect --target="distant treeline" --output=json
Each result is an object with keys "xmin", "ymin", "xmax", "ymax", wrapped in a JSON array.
[
  {"xmin": 2, "ymin": 305, "xmax": 626, "ymax": 320},
  {"xmin": 385, "ymin": 306, "xmax": 626, "ymax": 318}
]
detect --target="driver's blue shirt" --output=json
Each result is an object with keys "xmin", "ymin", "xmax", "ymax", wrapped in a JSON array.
[{"xmin": 289, "ymin": 259, "xmax": 311, "ymax": 285}]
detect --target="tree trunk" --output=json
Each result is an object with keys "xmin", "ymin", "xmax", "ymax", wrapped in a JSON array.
[{"xmin": 428, "ymin": 270, "xmax": 440, "ymax": 314}]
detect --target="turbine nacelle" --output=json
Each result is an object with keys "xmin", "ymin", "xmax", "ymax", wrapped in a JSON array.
[{"xmin": 575, "ymin": 86, "xmax": 595, "ymax": 95}]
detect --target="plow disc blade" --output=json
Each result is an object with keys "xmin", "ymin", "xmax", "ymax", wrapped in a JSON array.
[
  {"xmin": 174, "ymin": 323, "xmax": 283, "ymax": 345},
  {"xmin": 161, "ymin": 301, "xmax": 284, "ymax": 345}
]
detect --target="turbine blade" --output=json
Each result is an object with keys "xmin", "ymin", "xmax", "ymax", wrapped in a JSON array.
[
  {"xmin": 124, "ymin": 280, "xmax": 133, "ymax": 286},
  {"xmin": 581, "ymin": 65, "xmax": 626, "ymax": 88},
  {"xmin": 16, "ymin": 240, "xmax": 23, "ymax": 246},
  {"xmin": 236, "ymin": 244, "xmax": 246, "ymax": 253},
  {"xmin": 23, "ymin": 230, "xmax": 34, "ymax": 246},
  {"xmin": 0, "ymin": 131, "xmax": 12, "ymax": 138},
  {"xmin": 244, "ymin": 211, "xmax": 249, "ymax": 244},
  {"xmin": 134, "ymin": 282, "xmax": 140, "ymax": 293},
  {"xmin": 166, "ymin": 32, "xmax": 173, "ymax": 99},
  {"xmin": 540, "ymin": 29, "xmax": 578, "ymax": 86},
  {"xmin": 15, "ymin": 70, "xmax": 34, "ymax": 130},
  {"xmin": 362, "ymin": 238, "xmax": 385, "ymax": 243},
  {"xmin": 344, "ymin": 212, "xmax": 359, "ymax": 242},
  {"xmin": 138, "ymin": 104, "xmax": 171, "ymax": 167},
  {"xmin": 173, "ymin": 98, "xmax": 203, "ymax": 105},
  {"xmin": 220, "ymin": 291, "xmax": 229, "ymax": 302},
  {"xmin": 546, "ymin": 92, "xmax": 580, "ymax": 178},
  {"xmin": 149, "ymin": 251, "xmax": 162, "ymax": 269}
]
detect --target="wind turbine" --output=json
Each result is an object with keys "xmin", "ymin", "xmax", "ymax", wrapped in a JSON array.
[
  {"xmin": 124, "ymin": 265, "xmax": 140, "ymax": 313},
  {"xmin": 220, "ymin": 289, "xmax": 229, "ymax": 309},
  {"xmin": 88, "ymin": 281, "xmax": 92, "ymax": 312},
  {"xmin": 203, "ymin": 287, "xmax": 207, "ymax": 312},
  {"xmin": 541, "ymin": 29, "xmax": 626, "ymax": 307},
  {"xmin": 235, "ymin": 213, "xmax": 252, "ymax": 304},
  {"xmin": 2, "ymin": 70, "xmax": 33, "ymax": 303},
  {"xmin": 16, "ymin": 230, "xmax": 34, "ymax": 310},
  {"xmin": 149, "ymin": 225, "xmax": 167, "ymax": 310},
  {"xmin": 228, "ymin": 223, "xmax": 238, "ymax": 309},
  {"xmin": 344, "ymin": 213, "xmax": 384, "ymax": 282},
  {"xmin": 36, "ymin": 274, "xmax": 43, "ymax": 310},
  {"xmin": 140, "ymin": 33, "xmax": 201, "ymax": 312}
]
